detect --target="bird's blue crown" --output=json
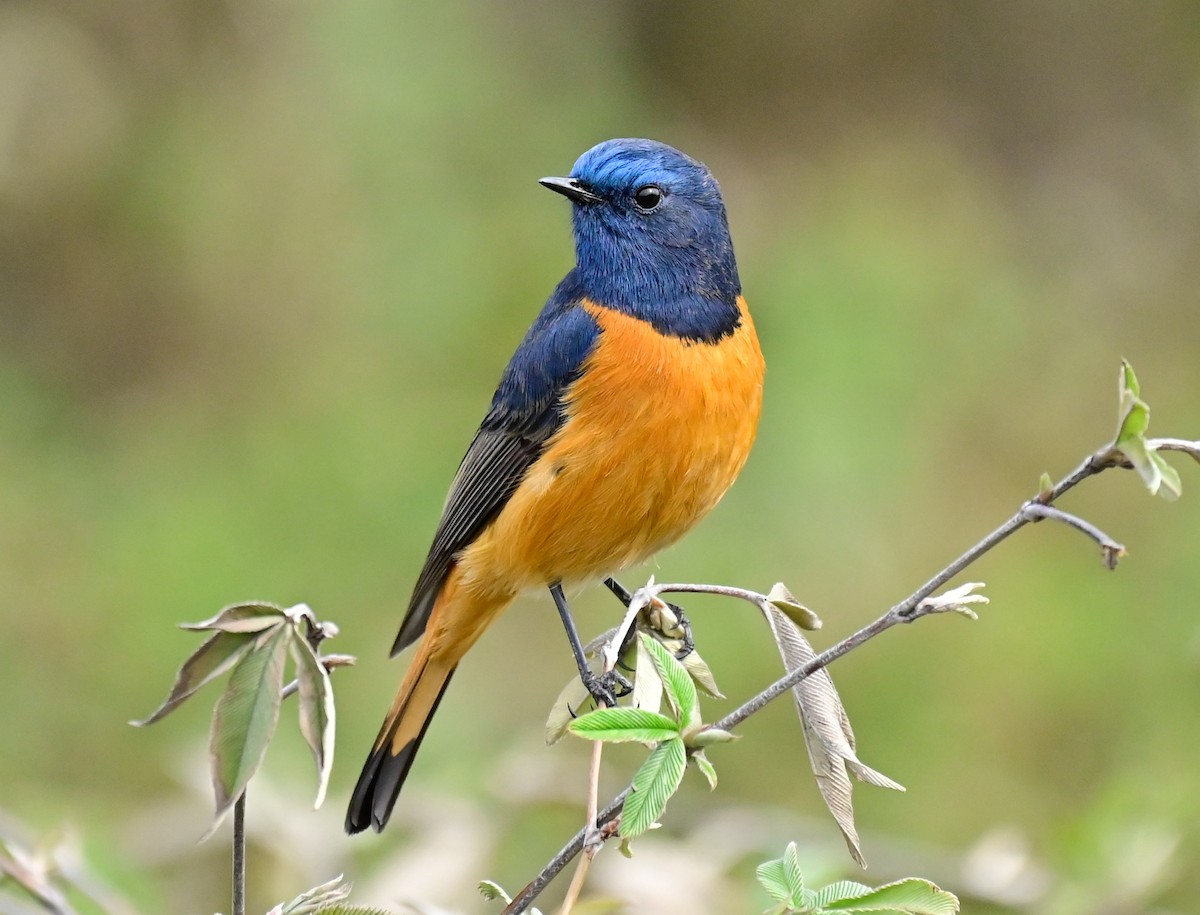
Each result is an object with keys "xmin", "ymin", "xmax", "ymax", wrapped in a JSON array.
[{"xmin": 565, "ymin": 138, "xmax": 742, "ymax": 342}]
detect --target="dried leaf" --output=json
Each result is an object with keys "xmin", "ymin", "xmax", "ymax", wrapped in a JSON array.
[
  {"xmin": 762, "ymin": 606, "xmax": 903, "ymax": 868},
  {"xmin": 289, "ymin": 632, "xmax": 335, "ymax": 809},
  {"xmin": 208, "ymin": 626, "xmax": 290, "ymax": 826},
  {"xmin": 545, "ymin": 675, "xmax": 594, "ymax": 746},
  {"xmin": 631, "ymin": 634, "xmax": 664, "ymax": 713},
  {"xmin": 274, "ymin": 873, "xmax": 353, "ymax": 913},
  {"xmin": 131, "ymin": 630, "xmax": 255, "ymax": 726},
  {"xmin": 681, "ymin": 648, "xmax": 724, "ymax": 698},
  {"xmin": 767, "ymin": 582, "xmax": 823, "ymax": 631},
  {"xmin": 181, "ymin": 601, "xmax": 288, "ymax": 633}
]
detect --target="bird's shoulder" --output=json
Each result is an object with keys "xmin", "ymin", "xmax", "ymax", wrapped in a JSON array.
[{"xmin": 482, "ymin": 270, "xmax": 602, "ymax": 437}]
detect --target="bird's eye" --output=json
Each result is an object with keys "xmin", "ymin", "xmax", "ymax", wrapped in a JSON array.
[{"xmin": 633, "ymin": 185, "xmax": 663, "ymax": 210}]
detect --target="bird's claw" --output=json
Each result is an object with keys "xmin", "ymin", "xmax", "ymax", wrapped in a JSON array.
[{"xmin": 583, "ymin": 669, "xmax": 633, "ymax": 706}]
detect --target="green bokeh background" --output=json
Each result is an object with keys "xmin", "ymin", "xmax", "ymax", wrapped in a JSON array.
[{"xmin": 2, "ymin": 3, "xmax": 1199, "ymax": 913}]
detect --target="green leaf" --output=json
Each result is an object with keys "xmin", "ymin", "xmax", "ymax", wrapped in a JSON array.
[
  {"xmin": 815, "ymin": 877, "xmax": 959, "ymax": 913},
  {"xmin": 181, "ymin": 601, "xmax": 288, "ymax": 633},
  {"xmin": 290, "ymin": 632, "xmax": 336, "ymax": 808},
  {"xmin": 782, "ymin": 841, "xmax": 805, "ymax": 902},
  {"xmin": 1037, "ymin": 472, "xmax": 1053, "ymax": 497},
  {"xmin": 1110, "ymin": 359, "xmax": 1181, "ymax": 501},
  {"xmin": 811, "ymin": 881, "xmax": 872, "ymax": 906},
  {"xmin": 568, "ymin": 707, "xmax": 679, "ymax": 743},
  {"xmin": 1121, "ymin": 358, "xmax": 1141, "ymax": 398},
  {"xmin": 692, "ymin": 750, "xmax": 718, "ymax": 789},
  {"xmin": 1151, "ymin": 450, "xmax": 1183, "ymax": 501},
  {"xmin": 131, "ymin": 630, "xmax": 255, "ymax": 726},
  {"xmin": 620, "ymin": 737, "xmax": 687, "ymax": 840},
  {"xmin": 756, "ymin": 857, "xmax": 794, "ymax": 905},
  {"xmin": 640, "ymin": 634, "xmax": 699, "ymax": 732},
  {"xmin": 208, "ymin": 625, "xmax": 290, "ymax": 824},
  {"xmin": 478, "ymin": 880, "xmax": 512, "ymax": 903}
]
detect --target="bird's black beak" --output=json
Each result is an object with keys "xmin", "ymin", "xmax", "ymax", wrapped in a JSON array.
[{"xmin": 539, "ymin": 176, "xmax": 602, "ymax": 205}]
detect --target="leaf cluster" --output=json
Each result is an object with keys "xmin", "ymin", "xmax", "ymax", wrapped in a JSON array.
[
  {"xmin": 132, "ymin": 602, "xmax": 352, "ymax": 828},
  {"xmin": 756, "ymin": 842, "xmax": 958, "ymax": 915}
]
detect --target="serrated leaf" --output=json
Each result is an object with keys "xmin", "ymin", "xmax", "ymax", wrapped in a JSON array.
[
  {"xmin": 640, "ymin": 634, "xmax": 699, "ymax": 731},
  {"xmin": 692, "ymin": 750, "xmax": 718, "ymax": 789},
  {"xmin": 181, "ymin": 601, "xmax": 288, "ymax": 633},
  {"xmin": 545, "ymin": 674, "xmax": 595, "ymax": 745},
  {"xmin": 767, "ymin": 582, "xmax": 823, "ymax": 631},
  {"xmin": 208, "ymin": 625, "xmax": 289, "ymax": 824},
  {"xmin": 131, "ymin": 630, "xmax": 255, "ymax": 726},
  {"xmin": 620, "ymin": 737, "xmax": 687, "ymax": 840},
  {"xmin": 756, "ymin": 857, "xmax": 794, "ymax": 904},
  {"xmin": 782, "ymin": 841, "xmax": 805, "ymax": 901},
  {"xmin": 569, "ymin": 707, "xmax": 679, "ymax": 743},
  {"xmin": 681, "ymin": 649, "xmax": 724, "ymax": 698},
  {"xmin": 290, "ymin": 632, "xmax": 335, "ymax": 809},
  {"xmin": 816, "ymin": 877, "xmax": 959, "ymax": 913},
  {"xmin": 303, "ymin": 908, "xmax": 393, "ymax": 915},
  {"xmin": 631, "ymin": 634, "xmax": 664, "ymax": 713}
]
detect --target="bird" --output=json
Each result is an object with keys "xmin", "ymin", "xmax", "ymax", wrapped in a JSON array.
[{"xmin": 346, "ymin": 138, "xmax": 765, "ymax": 834}]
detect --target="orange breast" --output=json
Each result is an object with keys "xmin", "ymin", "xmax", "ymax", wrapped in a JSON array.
[{"xmin": 456, "ymin": 296, "xmax": 764, "ymax": 601}]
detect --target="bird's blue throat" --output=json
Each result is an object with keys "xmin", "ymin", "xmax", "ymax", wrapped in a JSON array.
[{"xmin": 571, "ymin": 213, "xmax": 742, "ymax": 344}]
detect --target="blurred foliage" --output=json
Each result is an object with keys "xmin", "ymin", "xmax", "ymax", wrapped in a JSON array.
[{"xmin": 2, "ymin": 1, "xmax": 1199, "ymax": 913}]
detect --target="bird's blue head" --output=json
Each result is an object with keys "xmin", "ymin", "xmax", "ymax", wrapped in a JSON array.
[{"xmin": 540, "ymin": 139, "xmax": 741, "ymax": 341}]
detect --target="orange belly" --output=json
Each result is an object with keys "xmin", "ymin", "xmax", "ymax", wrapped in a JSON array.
[{"xmin": 455, "ymin": 295, "xmax": 764, "ymax": 602}]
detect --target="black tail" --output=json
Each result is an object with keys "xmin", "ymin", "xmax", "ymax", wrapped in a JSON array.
[{"xmin": 345, "ymin": 668, "xmax": 455, "ymax": 834}]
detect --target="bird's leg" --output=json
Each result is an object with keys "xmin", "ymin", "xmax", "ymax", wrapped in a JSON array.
[
  {"xmin": 603, "ymin": 577, "xmax": 695, "ymax": 660},
  {"xmin": 550, "ymin": 582, "xmax": 631, "ymax": 706}
]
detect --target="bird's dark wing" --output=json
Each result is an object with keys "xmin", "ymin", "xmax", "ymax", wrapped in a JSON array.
[{"xmin": 390, "ymin": 276, "xmax": 600, "ymax": 655}]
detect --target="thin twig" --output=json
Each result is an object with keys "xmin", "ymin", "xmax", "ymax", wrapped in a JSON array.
[
  {"xmin": 558, "ymin": 594, "xmax": 639, "ymax": 915},
  {"xmin": 1148, "ymin": 437, "xmax": 1200, "ymax": 462},
  {"xmin": 1020, "ymin": 503, "xmax": 1126, "ymax": 569},
  {"xmin": 502, "ymin": 445, "xmax": 1130, "ymax": 914},
  {"xmin": 232, "ymin": 790, "xmax": 246, "ymax": 915}
]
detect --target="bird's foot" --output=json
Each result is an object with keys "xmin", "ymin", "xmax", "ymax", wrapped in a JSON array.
[{"xmin": 582, "ymin": 669, "xmax": 632, "ymax": 707}]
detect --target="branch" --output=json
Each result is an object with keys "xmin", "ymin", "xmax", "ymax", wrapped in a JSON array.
[{"xmin": 502, "ymin": 446, "xmax": 1135, "ymax": 914}]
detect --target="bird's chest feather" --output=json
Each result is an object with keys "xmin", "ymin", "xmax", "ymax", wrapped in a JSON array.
[
  {"xmin": 464, "ymin": 297, "xmax": 763, "ymax": 589},
  {"xmin": 564, "ymin": 298, "xmax": 763, "ymax": 485}
]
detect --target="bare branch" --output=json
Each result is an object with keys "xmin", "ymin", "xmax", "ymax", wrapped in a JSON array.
[
  {"xmin": 502, "ymin": 440, "xmax": 1174, "ymax": 912},
  {"xmin": 1020, "ymin": 503, "xmax": 1126, "ymax": 569},
  {"xmin": 1148, "ymin": 437, "xmax": 1200, "ymax": 464}
]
